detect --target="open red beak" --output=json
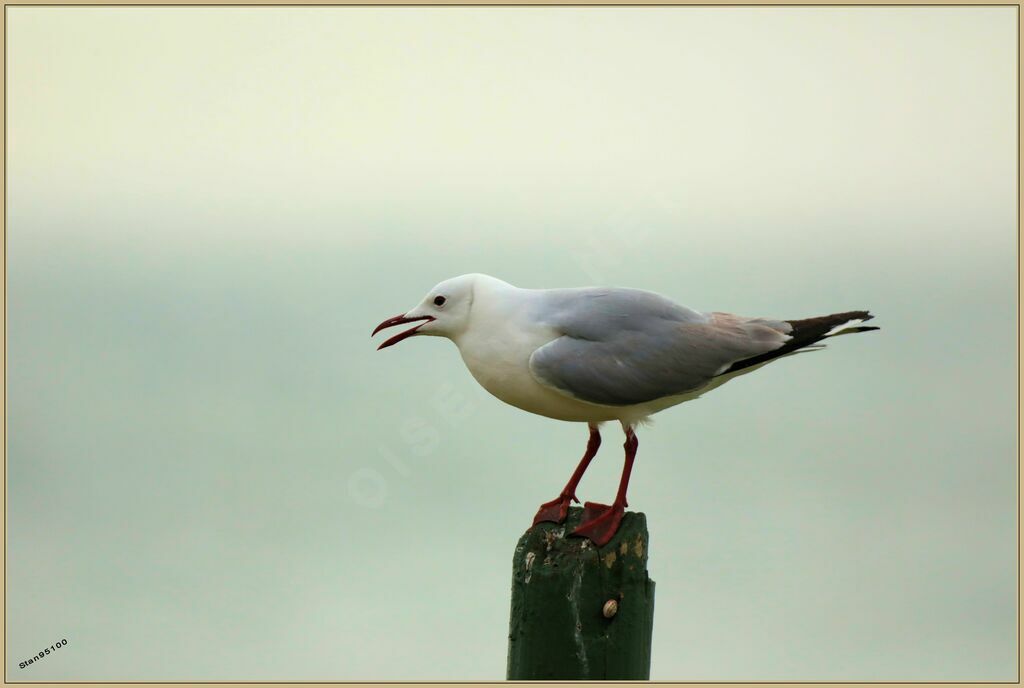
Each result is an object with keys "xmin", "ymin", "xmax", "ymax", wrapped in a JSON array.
[{"xmin": 372, "ymin": 313, "xmax": 436, "ymax": 350}]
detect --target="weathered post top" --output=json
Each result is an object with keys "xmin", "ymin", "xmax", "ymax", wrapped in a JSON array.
[{"xmin": 506, "ymin": 507, "xmax": 656, "ymax": 680}]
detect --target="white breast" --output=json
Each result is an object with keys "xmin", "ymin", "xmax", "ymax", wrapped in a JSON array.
[{"xmin": 450, "ymin": 289, "xmax": 625, "ymax": 423}]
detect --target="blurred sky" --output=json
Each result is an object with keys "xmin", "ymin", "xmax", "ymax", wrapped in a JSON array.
[{"xmin": 6, "ymin": 6, "xmax": 1018, "ymax": 681}]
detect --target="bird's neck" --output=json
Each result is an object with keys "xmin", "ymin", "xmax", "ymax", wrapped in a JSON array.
[
  {"xmin": 452, "ymin": 282, "xmax": 558, "ymax": 360},
  {"xmin": 451, "ymin": 278, "xmax": 520, "ymax": 346}
]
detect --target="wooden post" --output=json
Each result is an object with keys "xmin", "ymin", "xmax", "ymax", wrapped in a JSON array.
[{"xmin": 506, "ymin": 507, "xmax": 656, "ymax": 680}]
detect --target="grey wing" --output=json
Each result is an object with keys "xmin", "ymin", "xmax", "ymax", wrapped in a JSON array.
[{"xmin": 528, "ymin": 293, "xmax": 793, "ymax": 406}]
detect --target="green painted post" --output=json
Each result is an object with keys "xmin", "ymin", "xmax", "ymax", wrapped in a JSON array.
[{"xmin": 506, "ymin": 507, "xmax": 656, "ymax": 680}]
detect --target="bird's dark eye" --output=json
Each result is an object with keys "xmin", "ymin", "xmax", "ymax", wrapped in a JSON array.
[{"xmin": 433, "ymin": 295, "xmax": 446, "ymax": 307}]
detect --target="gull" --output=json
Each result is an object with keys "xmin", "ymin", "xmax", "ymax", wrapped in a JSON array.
[{"xmin": 372, "ymin": 274, "xmax": 878, "ymax": 546}]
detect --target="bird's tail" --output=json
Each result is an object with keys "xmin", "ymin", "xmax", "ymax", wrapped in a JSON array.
[
  {"xmin": 791, "ymin": 311, "xmax": 880, "ymax": 343},
  {"xmin": 717, "ymin": 311, "xmax": 878, "ymax": 376}
]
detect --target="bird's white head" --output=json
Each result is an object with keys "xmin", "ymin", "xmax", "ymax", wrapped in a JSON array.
[{"xmin": 372, "ymin": 274, "xmax": 485, "ymax": 349}]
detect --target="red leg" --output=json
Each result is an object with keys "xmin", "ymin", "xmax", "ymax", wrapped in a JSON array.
[
  {"xmin": 533, "ymin": 424, "xmax": 602, "ymax": 525},
  {"xmin": 571, "ymin": 427, "xmax": 638, "ymax": 546}
]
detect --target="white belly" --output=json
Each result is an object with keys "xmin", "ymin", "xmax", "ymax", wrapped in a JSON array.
[{"xmin": 453, "ymin": 325, "xmax": 664, "ymax": 423}]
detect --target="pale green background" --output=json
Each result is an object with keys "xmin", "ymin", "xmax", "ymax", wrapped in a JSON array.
[{"xmin": 7, "ymin": 6, "xmax": 1017, "ymax": 681}]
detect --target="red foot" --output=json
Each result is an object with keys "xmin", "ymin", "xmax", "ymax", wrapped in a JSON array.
[
  {"xmin": 571, "ymin": 500, "xmax": 625, "ymax": 546},
  {"xmin": 533, "ymin": 493, "xmax": 578, "ymax": 525},
  {"xmin": 579, "ymin": 501, "xmax": 611, "ymax": 523}
]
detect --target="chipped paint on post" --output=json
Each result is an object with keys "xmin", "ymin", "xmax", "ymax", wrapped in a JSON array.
[{"xmin": 568, "ymin": 561, "xmax": 590, "ymax": 676}]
